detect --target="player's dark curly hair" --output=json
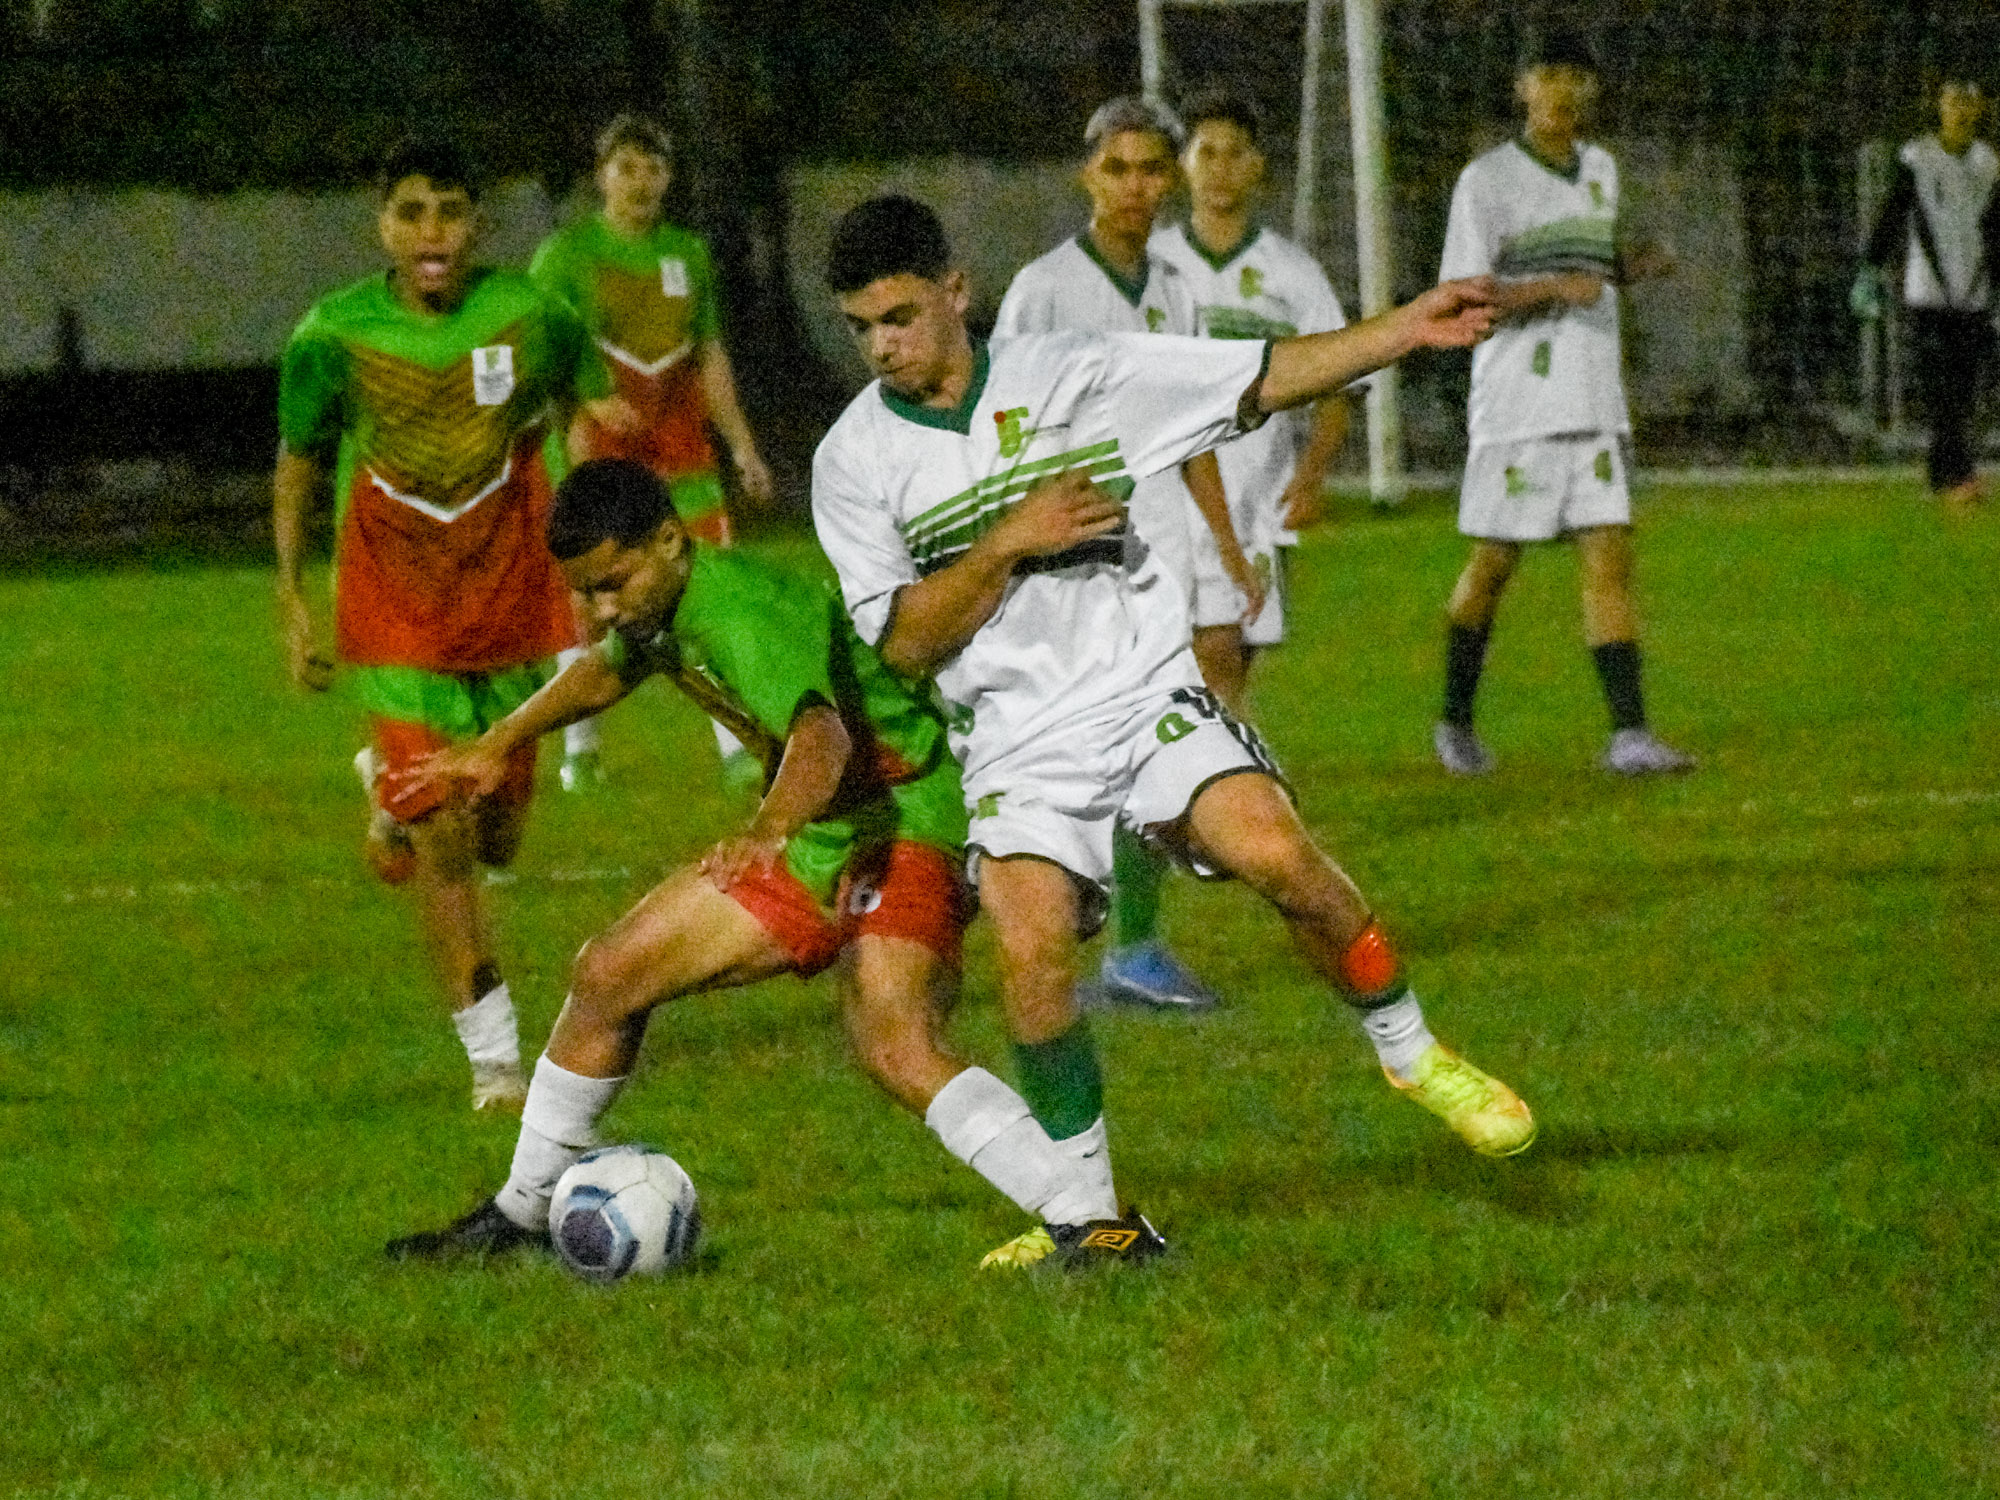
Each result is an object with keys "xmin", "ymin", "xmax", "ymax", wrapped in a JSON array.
[
  {"xmin": 826, "ymin": 195, "xmax": 951, "ymax": 293},
  {"xmin": 595, "ymin": 111, "xmax": 674, "ymax": 168},
  {"xmin": 549, "ymin": 458, "xmax": 681, "ymax": 560},
  {"xmin": 1179, "ymin": 86, "xmax": 1263, "ymax": 146},
  {"xmin": 377, "ymin": 134, "xmax": 480, "ymax": 202}
]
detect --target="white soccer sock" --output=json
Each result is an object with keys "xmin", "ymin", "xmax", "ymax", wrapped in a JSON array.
[
  {"xmin": 493, "ymin": 1050, "xmax": 627, "ymax": 1230},
  {"xmin": 1359, "ymin": 992, "xmax": 1437, "ymax": 1081},
  {"xmin": 451, "ymin": 983, "xmax": 521, "ymax": 1068},
  {"xmin": 557, "ymin": 649, "xmax": 601, "ymax": 756},
  {"xmin": 712, "ymin": 719, "xmax": 746, "ymax": 759},
  {"xmin": 925, "ymin": 1068, "xmax": 1118, "ymax": 1227}
]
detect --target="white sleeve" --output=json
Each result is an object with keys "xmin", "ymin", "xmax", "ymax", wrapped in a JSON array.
[
  {"xmin": 810, "ymin": 424, "xmax": 917, "ymax": 649},
  {"xmin": 993, "ymin": 265, "xmax": 1054, "ymax": 336},
  {"xmin": 1438, "ymin": 166, "xmax": 1493, "ymax": 282},
  {"xmin": 1094, "ymin": 333, "xmax": 1269, "ymax": 480}
]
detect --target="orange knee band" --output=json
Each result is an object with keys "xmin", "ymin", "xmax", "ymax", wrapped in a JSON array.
[{"xmin": 1338, "ymin": 921, "xmax": 1400, "ymax": 997}]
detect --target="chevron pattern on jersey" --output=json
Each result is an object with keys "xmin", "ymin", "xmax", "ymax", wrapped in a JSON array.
[
  {"xmin": 594, "ymin": 262, "xmax": 695, "ymax": 370},
  {"xmin": 1495, "ymin": 216, "xmax": 1617, "ymax": 278},
  {"xmin": 348, "ymin": 329, "xmax": 526, "ymax": 513},
  {"xmin": 900, "ymin": 440, "xmax": 1129, "ymax": 572}
]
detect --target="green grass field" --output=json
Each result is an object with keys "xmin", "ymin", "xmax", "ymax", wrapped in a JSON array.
[{"xmin": 3, "ymin": 478, "xmax": 1995, "ymax": 1498}]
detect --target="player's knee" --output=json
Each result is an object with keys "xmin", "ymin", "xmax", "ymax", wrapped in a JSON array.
[
  {"xmin": 409, "ymin": 807, "xmax": 478, "ymax": 880},
  {"xmin": 568, "ymin": 934, "xmax": 648, "ymax": 1021}
]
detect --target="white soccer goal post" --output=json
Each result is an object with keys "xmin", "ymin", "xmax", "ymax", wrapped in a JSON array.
[{"xmin": 1138, "ymin": 0, "xmax": 1405, "ymax": 504}]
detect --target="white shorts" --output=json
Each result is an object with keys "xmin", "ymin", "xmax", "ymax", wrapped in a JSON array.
[
  {"xmin": 1458, "ymin": 433, "xmax": 1631, "ymax": 541},
  {"xmin": 1192, "ymin": 540, "xmax": 1288, "ymax": 645},
  {"xmin": 962, "ymin": 682, "xmax": 1282, "ymax": 921}
]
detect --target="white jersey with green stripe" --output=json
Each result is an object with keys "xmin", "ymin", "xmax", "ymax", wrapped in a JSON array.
[
  {"xmin": 811, "ymin": 330, "xmax": 1267, "ymax": 780},
  {"xmin": 1440, "ymin": 139, "xmax": 1629, "ymax": 442},
  {"xmin": 1150, "ymin": 222, "xmax": 1349, "ymax": 547}
]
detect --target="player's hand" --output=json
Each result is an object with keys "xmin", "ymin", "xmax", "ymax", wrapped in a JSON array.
[
  {"xmin": 733, "ymin": 446, "xmax": 775, "ymax": 508},
  {"xmin": 1279, "ymin": 476, "xmax": 1326, "ymax": 530},
  {"xmin": 985, "ymin": 469, "xmax": 1126, "ymax": 562},
  {"xmin": 407, "ymin": 738, "xmax": 511, "ymax": 803},
  {"xmin": 700, "ymin": 832, "xmax": 786, "ymax": 891},
  {"xmin": 583, "ymin": 395, "xmax": 642, "ymax": 435},
  {"xmin": 1221, "ymin": 545, "xmax": 1267, "ymax": 626},
  {"xmin": 1403, "ymin": 277, "xmax": 1500, "ymax": 349},
  {"xmin": 277, "ymin": 586, "xmax": 334, "ymax": 692}
]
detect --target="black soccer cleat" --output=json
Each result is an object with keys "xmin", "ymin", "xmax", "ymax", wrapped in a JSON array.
[
  {"xmin": 1049, "ymin": 1207, "xmax": 1169, "ymax": 1269},
  {"xmin": 384, "ymin": 1196, "xmax": 551, "ymax": 1262}
]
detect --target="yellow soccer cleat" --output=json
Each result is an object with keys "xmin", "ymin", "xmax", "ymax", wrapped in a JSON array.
[
  {"xmin": 1386, "ymin": 1043, "xmax": 1537, "ymax": 1157},
  {"xmin": 979, "ymin": 1225, "xmax": 1058, "ymax": 1271}
]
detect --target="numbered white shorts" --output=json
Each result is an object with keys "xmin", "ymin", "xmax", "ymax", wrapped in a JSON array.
[
  {"xmin": 1190, "ymin": 533, "xmax": 1287, "ymax": 644},
  {"xmin": 961, "ymin": 677, "xmax": 1283, "ymax": 926},
  {"xmin": 1458, "ymin": 432, "xmax": 1631, "ymax": 542}
]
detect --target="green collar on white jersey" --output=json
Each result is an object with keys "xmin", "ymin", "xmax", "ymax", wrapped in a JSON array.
[{"xmin": 879, "ymin": 340, "xmax": 992, "ymax": 435}]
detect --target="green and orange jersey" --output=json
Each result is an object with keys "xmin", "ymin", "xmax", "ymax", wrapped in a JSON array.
[
  {"xmin": 600, "ymin": 546, "xmax": 966, "ymax": 901},
  {"xmin": 278, "ymin": 267, "xmax": 608, "ymax": 674},
  {"xmin": 529, "ymin": 215, "xmax": 724, "ymax": 488}
]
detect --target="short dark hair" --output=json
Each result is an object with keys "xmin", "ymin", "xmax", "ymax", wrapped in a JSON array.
[
  {"xmin": 827, "ymin": 195, "xmax": 951, "ymax": 294},
  {"xmin": 1521, "ymin": 30, "xmax": 1598, "ymax": 76},
  {"xmin": 595, "ymin": 111, "xmax": 674, "ymax": 168},
  {"xmin": 549, "ymin": 458, "xmax": 680, "ymax": 561},
  {"xmin": 1179, "ymin": 86, "xmax": 1263, "ymax": 147},
  {"xmin": 377, "ymin": 135, "xmax": 480, "ymax": 202}
]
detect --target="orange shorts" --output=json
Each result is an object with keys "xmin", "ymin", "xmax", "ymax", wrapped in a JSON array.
[
  {"xmin": 720, "ymin": 840, "xmax": 969, "ymax": 978},
  {"xmin": 369, "ymin": 716, "xmax": 537, "ymax": 825}
]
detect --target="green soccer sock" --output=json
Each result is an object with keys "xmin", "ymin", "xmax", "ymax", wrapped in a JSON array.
[
  {"xmin": 1011, "ymin": 1020, "xmax": 1105, "ymax": 1142},
  {"xmin": 1110, "ymin": 827, "xmax": 1164, "ymax": 949}
]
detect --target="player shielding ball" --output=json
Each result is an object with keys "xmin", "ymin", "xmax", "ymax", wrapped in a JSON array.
[
  {"xmin": 814, "ymin": 198, "xmax": 1534, "ymax": 1267},
  {"xmin": 386, "ymin": 459, "xmax": 1155, "ymax": 1269},
  {"xmin": 1432, "ymin": 36, "xmax": 1693, "ymax": 779},
  {"xmin": 530, "ymin": 112, "xmax": 774, "ymax": 793},
  {"xmin": 1152, "ymin": 85, "xmax": 1359, "ymax": 710},
  {"xmin": 993, "ymin": 95, "xmax": 1258, "ymax": 1013},
  {"xmin": 272, "ymin": 137, "xmax": 620, "ymax": 1115}
]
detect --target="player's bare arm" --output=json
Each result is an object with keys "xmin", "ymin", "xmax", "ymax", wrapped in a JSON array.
[
  {"xmin": 1259, "ymin": 278, "xmax": 1498, "ymax": 412},
  {"xmin": 1281, "ymin": 396, "xmax": 1352, "ymax": 529},
  {"xmin": 1180, "ymin": 448, "xmax": 1265, "ymax": 622},
  {"xmin": 1491, "ymin": 271, "xmax": 1608, "ymax": 321},
  {"xmin": 271, "ymin": 443, "xmax": 334, "ymax": 692},
  {"xmin": 877, "ymin": 469, "xmax": 1126, "ymax": 679},
  {"xmin": 700, "ymin": 702, "xmax": 850, "ymax": 888},
  {"xmin": 697, "ymin": 341, "xmax": 775, "ymax": 506},
  {"xmin": 410, "ymin": 649, "xmax": 634, "ymax": 801}
]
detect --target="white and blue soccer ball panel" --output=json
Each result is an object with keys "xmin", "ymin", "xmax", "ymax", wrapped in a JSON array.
[{"xmin": 549, "ymin": 1144, "xmax": 700, "ymax": 1282}]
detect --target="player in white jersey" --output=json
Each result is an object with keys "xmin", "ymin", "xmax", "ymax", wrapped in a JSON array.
[
  {"xmin": 1153, "ymin": 86, "xmax": 1358, "ymax": 710},
  {"xmin": 993, "ymin": 95, "xmax": 1261, "ymax": 1014},
  {"xmin": 1855, "ymin": 75, "xmax": 2000, "ymax": 513},
  {"xmin": 1433, "ymin": 35, "xmax": 1693, "ymax": 780},
  {"xmin": 814, "ymin": 195, "xmax": 1536, "ymax": 1267}
]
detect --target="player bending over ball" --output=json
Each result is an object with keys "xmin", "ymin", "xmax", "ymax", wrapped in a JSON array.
[
  {"xmin": 994, "ymin": 94, "xmax": 1258, "ymax": 1014},
  {"xmin": 813, "ymin": 197, "xmax": 1536, "ymax": 1267},
  {"xmin": 530, "ymin": 111, "xmax": 775, "ymax": 793},
  {"xmin": 273, "ymin": 136, "xmax": 627, "ymax": 1115},
  {"xmin": 1432, "ymin": 34, "xmax": 1693, "ymax": 779},
  {"xmin": 387, "ymin": 458, "xmax": 1159, "ymax": 1269},
  {"xmin": 1152, "ymin": 85, "xmax": 1361, "ymax": 712}
]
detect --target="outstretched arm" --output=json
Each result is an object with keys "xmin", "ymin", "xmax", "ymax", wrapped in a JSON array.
[
  {"xmin": 1258, "ymin": 277, "xmax": 1497, "ymax": 414},
  {"xmin": 877, "ymin": 469, "xmax": 1126, "ymax": 679},
  {"xmin": 408, "ymin": 649, "xmax": 635, "ymax": 801}
]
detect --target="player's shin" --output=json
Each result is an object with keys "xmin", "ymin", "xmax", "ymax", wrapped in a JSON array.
[
  {"xmin": 1009, "ymin": 1021, "xmax": 1117, "ymax": 1223},
  {"xmin": 926, "ymin": 1066, "xmax": 1114, "ymax": 1225},
  {"xmin": 493, "ymin": 1044, "xmax": 628, "ymax": 1230},
  {"xmin": 1337, "ymin": 921, "xmax": 1436, "ymax": 1081},
  {"xmin": 454, "ymin": 964, "xmax": 526, "ymax": 1111}
]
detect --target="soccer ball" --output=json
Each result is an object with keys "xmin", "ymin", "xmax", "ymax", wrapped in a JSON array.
[{"xmin": 549, "ymin": 1145, "xmax": 701, "ymax": 1283}]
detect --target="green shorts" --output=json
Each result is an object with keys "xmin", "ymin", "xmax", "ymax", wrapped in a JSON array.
[
  {"xmin": 783, "ymin": 759, "xmax": 968, "ymax": 906},
  {"xmin": 346, "ymin": 660, "xmax": 554, "ymax": 741}
]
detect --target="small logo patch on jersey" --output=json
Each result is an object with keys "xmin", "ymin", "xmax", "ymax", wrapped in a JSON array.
[
  {"xmin": 1239, "ymin": 265, "xmax": 1265, "ymax": 300},
  {"xmin": 994, "ymin": 406, "xmax": 1035, "ymax": 458},
  {"xmin": 1594, "ymin": 449, "xmax": 1614, "ymax": 484},
  {"xmin": 1531, "ymin": 340, "xmax": 1552, "ymax": 378},
  {"xmin": 1588, "ymin": 180, "xmax": 1606, "ymax": 208},
  {"xmin": 472, "ymin": 345, "xmax": 515, "ymax": 406},
  {"xmin": 1156, "ymin": 712, "xmax": 1196, "ymax": 744},
  {"xmin": 1145, "ymin": 306, "xmax": 1166, "ymax": 333},
  {"xmin": 1080, "ymin": 1227, "xmax": 1140, "ymax": 1252},
  {"xmin": 659, "ymin": 257, "xmax": 690, "ymax": 297},
  {"xmin": 973, "ymin": 791, "xmax": 1004, "ymax": 819},
  {"xmin": 1504, "ymin": 465, "xmax": 1533, "ymax": 498}
]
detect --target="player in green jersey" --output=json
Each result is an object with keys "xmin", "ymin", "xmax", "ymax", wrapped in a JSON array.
[
  {"xmin": 386, "ymin": 459, "xmax": 1155, "ymax": 1269},
  {"xmin": 530, "ymin": 112, "xmax": 774, "ymax": 793},
  {"xmin": 273, "ymin": 136, "xmax": 627, "ymax": 1114}
]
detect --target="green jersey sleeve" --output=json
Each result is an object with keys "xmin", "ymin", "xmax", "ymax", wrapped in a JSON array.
[
  {"xmin": 276, "ymin": 310, "xmax": 347, "ymax": 458},
  {"xmin": 543, "ymin": 292, "xmax": 612, "ymax": 403},
  {"xmin": 688, "ymin": 234, "xmax": 722, "ymax": 343}
]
